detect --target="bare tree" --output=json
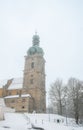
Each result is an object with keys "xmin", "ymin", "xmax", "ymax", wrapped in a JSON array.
[
  {"xmin": 49, "ymin": 79, "xmax": 67, "ymax": 115},
  {"xmin": 67, "ymin": 78, "xmax": 83, "ymax": 124}
]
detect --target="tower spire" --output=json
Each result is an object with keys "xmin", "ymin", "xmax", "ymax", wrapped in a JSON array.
[
  {"xmin": 27, "ymin": 33, "xmax": 44, "ymax": 56},
  {"xmin": 32, "ymin": 32, "xmax": 40, "ymax": 46}
]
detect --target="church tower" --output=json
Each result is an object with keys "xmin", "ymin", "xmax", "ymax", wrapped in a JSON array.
[{"xmin": 23, "ymin": 33, "xmax": 46, "ymax": 113}]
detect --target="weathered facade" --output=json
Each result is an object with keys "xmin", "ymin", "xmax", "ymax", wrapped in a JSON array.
[{"xmin": 0, "ymin": 33, "xmax": 46, "ymax": 113}]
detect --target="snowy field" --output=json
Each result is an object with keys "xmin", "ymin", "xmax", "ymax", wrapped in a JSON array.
[{"xmin": 0, "ymin": 113, "xmax": 83, "ymax": 130}]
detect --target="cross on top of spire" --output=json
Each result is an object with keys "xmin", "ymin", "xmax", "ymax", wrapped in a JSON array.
[{"xmin": 35, "ymin": 30, "xmax": 37, "ymax": 35}]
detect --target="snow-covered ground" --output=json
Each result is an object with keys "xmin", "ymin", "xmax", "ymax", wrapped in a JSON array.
[{"xmin": 0, "ymin": 113, "xmax": 83, "ymax": 130}]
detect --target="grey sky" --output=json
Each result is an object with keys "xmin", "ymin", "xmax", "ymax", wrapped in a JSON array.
[{"xmin": 0, "ymin": 0, "xmax": 83, "ymax": 90}]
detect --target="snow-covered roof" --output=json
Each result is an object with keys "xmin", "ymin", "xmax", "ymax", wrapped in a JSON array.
[
  {"xmin": 8, "ymin": 78, "xmax": 23, "ymax": 90},
  {"xmin": 0, "ymin": 79, "xmax": 7, "ymax": 88},
  {"xmin": 21, "ymin": 94, "xmax": 31, "ymax": 97},
  {"xmin": 4, "ymin": 95, "xmax": 19, "ymax": 99},
  {"xmin": 4, "ymin": 94, "xmax": 31, "ymax": 99}
]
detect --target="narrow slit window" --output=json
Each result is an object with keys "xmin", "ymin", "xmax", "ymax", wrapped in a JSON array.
[
  {"xmin": 22, "ymin": 106, "xmax": 25, "ymax": 109},
  {"xmin": 31, "ymin": 62, "xmax": 34, "ymax": 68}
]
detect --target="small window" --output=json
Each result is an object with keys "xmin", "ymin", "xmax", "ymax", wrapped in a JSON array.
[
  {"xmin": 22, "ymin": 106, "xmax": 25, "ymax": 109},
  {"xmin": 31, "ymin": 62, "xmax": 34, "ymax": 68},
  {"xmin": 30, "ymin": 79, "xmax": 33, "ymax": 84}
]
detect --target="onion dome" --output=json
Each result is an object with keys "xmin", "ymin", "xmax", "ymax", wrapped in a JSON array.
[
  {"xmin": 27, "ymin": 46, "xmax": 44, "ymax": 56},
  {"xmin": 27, "ymin": 32, "xmax": 44, "ymax": 56}
]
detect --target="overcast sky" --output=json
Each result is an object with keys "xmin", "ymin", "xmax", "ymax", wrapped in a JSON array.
[{"xmin": 0, "ymin": 0, "xmax": 83, "ymax": 90}]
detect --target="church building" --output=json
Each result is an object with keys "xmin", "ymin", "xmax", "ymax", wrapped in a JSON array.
[{"xmin": 0, "ymin": 33, "xmax": 46, "ymax": 113}]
